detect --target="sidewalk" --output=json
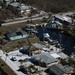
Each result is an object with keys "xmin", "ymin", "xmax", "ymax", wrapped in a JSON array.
[{"xmin": 0, "ymin": 50, "xmax": 26, "ymax": 75}]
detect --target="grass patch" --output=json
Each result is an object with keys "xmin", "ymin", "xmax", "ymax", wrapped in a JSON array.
[
  {"xmin": 2, "ymin": 38, "xmax": 28, "ymax": 52},
  {"xmin": 0, "ymin": 19, "xmax": 42, "ymax": 35},
  {"xmin": 0, "ymin": 20, "xmax": 44, "ymax": 52},
  {"xmin": 29, "ymin": 37, "xmax": 44, "ymax": 44},
  {"xmin": 2, "ymin": 36, "xmax": 44, "ymax": 52},
  {"xmin": 0, "ymin": 22, "xmax": 26, "ymax": 33},
  {"xmin": 0, "ymin": 59, "xmax": 16, "ymax": 75}
]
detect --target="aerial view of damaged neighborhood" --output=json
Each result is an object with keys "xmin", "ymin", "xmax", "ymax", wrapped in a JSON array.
[{"xmin": 0, "ymin": 0, "xmax": 75, "ymax": 75}]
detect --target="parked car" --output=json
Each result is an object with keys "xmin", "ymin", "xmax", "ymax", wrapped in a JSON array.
[{"xmin": 10, "ymin": 56, "xmax": 17, "ymax": 61}]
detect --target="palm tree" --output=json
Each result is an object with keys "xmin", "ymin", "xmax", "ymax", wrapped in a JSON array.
[
  {"xmin": 19, "ymin": 59, "xmax": 24, "ymax": 65},
  {"xmin": 30, "ymin": 7, "xmax": 33, "ymax": 23},
  {"xmin": 47, "ymin": 12, "xmax": 52, "ymax": 23},
  {"xmin": 59, "ymin": 33, "xmax": 62, "ymax": 52},
  {"xmin": 5, "ymin": 50, "xmax": 8, "ymax": 62},
  {"xmin": 28, "ymin": 7, "xmax": 33, "ymax": 23},
  {"xmin": 48, "ymin": 12, "xmax": 52, "ymax": 19},
  {"xmin": 42, "ymin": 24, "xmax": 46, "ymax": 41},
  {"xmin": 27, "ymin": 36, "xmax": 32, "ymax": 56}
]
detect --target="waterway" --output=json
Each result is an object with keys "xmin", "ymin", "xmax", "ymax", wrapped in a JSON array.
[{"xmin": 36, "ymin": 26, "xmax": 75, "ymax": 56}]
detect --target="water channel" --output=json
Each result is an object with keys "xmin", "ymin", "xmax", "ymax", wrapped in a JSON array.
[{"xmin": 37, "ymin": 26, "xmax": 75, "ymax": 56}]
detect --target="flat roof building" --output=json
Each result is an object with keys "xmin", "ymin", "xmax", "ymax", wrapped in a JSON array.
[
  {"xmin": 6, "ymin": 28, "xmax": 29, "ymax": 40},
  {"xmin": 32, "ymin": 53, "xmax": 58, "ymax": 66},
  {"xmin": 53, "ymin": 15, "xmax": 72, "ymax": 25},
  {"xmin": 8, "ymin": 2, "xmax": 31, "ymax": 16},
  {"xmin": 58, "ymin": 52, "xmax": 69, "ymax": 59},
  {"xmin": 50, "ymin": 53, "xmax": 61, "ymax": 59}
]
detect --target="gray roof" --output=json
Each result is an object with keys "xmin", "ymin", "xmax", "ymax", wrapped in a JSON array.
[
  {"xmin": 52, "ymin": 21, "xmax": 62, "ymax": 26},
  {"xmin": 22, "ymin": 61, "xmax": 34, "ymax": 67},
  {"xmin": 26, "ymin": 24, "xmax": 36, "ymax": 28},
  {"xmin": 9, "ymin": 2, "xmax": 20, "ymax": 7},
  {"xmin": 55, "ymin": 15, "xmax": 72, "ymax": 23},
  {"xmin": 20, "ymin": 4, "xmax": 30, "ymax": 10},
  {"xmin": 32, "ymin": 43, "xmax": 45, "ymax": 49},
  {"xmin": 58, "ymin": 52, "xmax": 68, "ymax": 59},
  {"xmin": 7, "ymin": 28, "xmax": 28, "ymax": 37},
  {"xmin": 32, "ymin": 53, "xmax": 58, "ymax": 64},
  {"xmin": 50, "ymin": 64, "xmax": 72, "ymax": 75},
  {"xmin": 5, "ymin": 0, "xmax": 10, "ymax": 1},
  {"xmin": 50, "ymin": 64, "xmax": 65, "ymax": 75},
  {"xmin": 40, "ymin": 72, "xmax": 47, "ymax": 75},
  {"xmin": 9, "ymin": 2, "xmax": 30, "ymax": 10},
  {"xmin": 63, "ymin": 65, "xmax": 73, "ymax": 73}
]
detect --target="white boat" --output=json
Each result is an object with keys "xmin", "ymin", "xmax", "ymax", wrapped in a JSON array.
[
  {"xmin": 46, "ymin": 21, "xmax": 63, "ymax": 30},
  {"xmin": 43, "ymin": 33, "xmax": 50, "ymax": 38}
]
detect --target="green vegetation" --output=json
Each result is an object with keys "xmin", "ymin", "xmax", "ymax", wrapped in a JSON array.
[
  {"xmin": 0, "ymin": 19, "xmax": 45, "ymax": 52},
  {"xmin": 0, "ymin": 8, "xmax": 14, "ymax": 22},
  {"xmin": 0, "ymin": 19, "xmax": 43, "ymax": 35},
  {"xmin": 0, "ymin": 22, "xmax": 27, "ymax": 33},
  {"xmin": 62, "ymin": 24, "xmax": 75, "ymax": 38},
  {"xmin": 19, "ymin": 0, "xmax": 75, "ymax": 13},
  {"xmin": 0, "ymin": 59, "xmax": 16, "ymax": 75},
  {"xmin": 2, "ymin": 36, "xmax": 44, "ymax": 52}
]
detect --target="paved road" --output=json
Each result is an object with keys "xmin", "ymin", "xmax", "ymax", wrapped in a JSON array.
[
  {"xmin": 2, "ymin": 15, "xmax": 48, "ymax": 26},
  {"xmin": 53, "ymin": 11, "xmax": 74, "ymax": 16},
  {"xmin": 0, "ymin": 50, "xmax": 26, "ymax": 75},
  {"xmin": 2, "ymin": 11, "xmax": 74, "ymax": 26}
]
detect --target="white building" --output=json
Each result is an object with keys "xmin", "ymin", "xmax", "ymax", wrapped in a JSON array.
[
  {"xmin": 2, "ymin": 0, "xmax": 14, "ymax": 5},
  {"xmin": 8, "ymin": 2, "xmax": 31, "ymax": 16}
]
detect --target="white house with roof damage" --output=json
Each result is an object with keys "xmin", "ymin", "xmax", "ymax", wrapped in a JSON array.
[
  {"xmin": 8, "ymin": 2, "xmax": 31, "ymax": 16},
  {"xmin": 53, "ymin": 15, "xmax": 73, "ymax": 25}
]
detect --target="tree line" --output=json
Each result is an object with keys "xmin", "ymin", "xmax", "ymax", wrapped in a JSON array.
[{"xmin": 18, "ymin": 0, "xmax": 75, "ymax": 13}]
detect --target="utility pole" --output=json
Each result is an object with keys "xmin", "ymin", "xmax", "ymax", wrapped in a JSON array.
[
  {"xmin": 5, "ymin": 50, "xmax": 8, "ymax": 62},
  {"xmin": 43, "ymin": 24, "xmax": 46, "ymax": 41},
  {"xmin": 30, "ymin": 6, "xmax": 33, "ymax": 23},
  {"xmin": 27, "ymin": 36, "xmax": 32, "ymax": 56},
  {"xmin": 72, "ymin": 11, "xmax": 74, "ymax": 25},
  {"xmin": 59, "ymin": 33, "xmax": 62, "ymax": 52}
]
